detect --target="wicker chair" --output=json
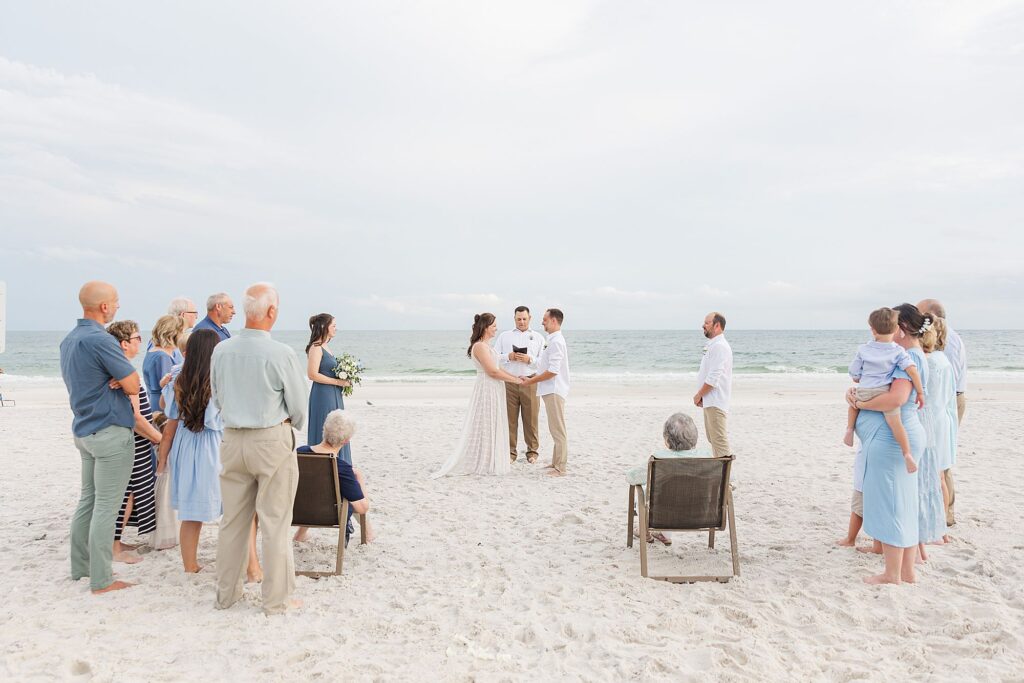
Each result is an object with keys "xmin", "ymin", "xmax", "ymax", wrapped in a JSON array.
[
  {"xmin": 627, "ymin": 455, "xmax": 739, "ymax": 582},
  {"xmin": 292, "ymin": 451, "xmax": 367, "ymax": 577}
]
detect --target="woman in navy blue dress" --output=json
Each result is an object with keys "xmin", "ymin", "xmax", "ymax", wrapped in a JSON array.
[{"xmin": 306, "ymin": 314, "xmax": 353, "ymax": 464}]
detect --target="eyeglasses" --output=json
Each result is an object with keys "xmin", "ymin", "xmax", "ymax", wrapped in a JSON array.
[
  {"xmin": 186, "ymin": 311, "xmax": 198, "ymax": 315},
  {"xmin": 129, "ymin": 335, "xmax": 143, "ymax": 342}
]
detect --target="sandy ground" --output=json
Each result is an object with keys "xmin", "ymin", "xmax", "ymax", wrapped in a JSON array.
[{"xmin": 1, "ymin": 376, "xmax": 1022, "ymax": 682}]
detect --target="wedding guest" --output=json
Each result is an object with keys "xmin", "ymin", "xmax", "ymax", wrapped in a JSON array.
[
  {"xmin": 626, "ymin": 412, "xmax": 713, "ymax": 545},
  {"xmin": 160, "ymin": 330, "xmax": 223, "ymax": 572},
  {"xmin": 144, "ymin": 314, "xmax": 186, "ymax": 416},
  {"xmin": 306, "ymin": 313, "xmax": 352, "ymax": 464},
  {"xmin": 148, "ymin": 297, "xmax": 198, "ymax": 361},
  {"xmin": 193, "ymin": 293, "xmax": 235, "ymax": 341},
  {"xmin": 60, "ymin": 281, "xmax": 140, "ymax": 594},
  {"xmin": 158, "ymin": 331, "xmax": 190, "ymax": 413},
  {"xmin": 693, "ymin": 312, "xmax": 733, "ymax": 458},
  {"xmin": 293, "ymin": 410, "xmax": 373, "ymax": 545},
  {"xmin": 917, "ymin": 298, "xmax": 966, "ymax": 526},
  {"xmin": 212, "ymin": 283, "xmax": 308, "ymax": 615},
  {"xmin": 496, "ymin": 306, "xmax": 545, "ymax": 464},
  {"xmin": 920, "ymin": 317, "xmax": 958, "ymax": 542},
  {"xmin": 848, "ymin": 303, "xmax": 931, "ymax": 584},
  {"xmin": 106, "ymin": 321, "xmax": 161, "ymax": 564},
  {"xmin": 523, "ymin": 309, "xmax": 570, "ymax": 477}
]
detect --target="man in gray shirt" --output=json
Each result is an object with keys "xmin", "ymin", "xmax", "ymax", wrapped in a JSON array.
[
  {"xmin": 211, "ymin": 282, "xmax": 308, "ymax": 614},
  {"xmin": 59, "ymin": 281, "xmax": 141, "ymax": 594}
]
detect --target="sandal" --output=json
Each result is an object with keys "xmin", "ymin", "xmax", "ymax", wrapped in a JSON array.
[{"xmin": 649, "ymin": 531, "xmax": 672, "ymax": 546}]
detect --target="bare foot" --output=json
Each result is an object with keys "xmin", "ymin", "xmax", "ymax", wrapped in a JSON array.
[
  {"xmin": 113, "ymin": 550, "xmax": 143, "ymax": 564},
  {"xmin": 904, "ymin": 455, "xmax": 918, "ymax": 474},
  {"xmin": 92, "ymin": 580, "xmax": 135, "ymax": 594},
  {"xmin": 546, "ymin": 469, "xmax": 565, "ymax": 477},
  {"xmin": 842, "ymin": 430, "xmax": 854, "ymax": 447},
  {"xmin": 901, "ymin": 570, "xmax": 917, "ymax": 583},
  {"xmin": 542, "ymin": 464, "xmax": 556, "ymax": 469},
  {"xmin": 942, "ymin": 534, "xmax": 952, "ymax": 544},
  {"xmin": 918, "ymin": 545, "xmax": 929, "ymax": 563},
  {"xmin": 836, "ymin": 538, "xmax": 856, "ymax": 547},
  {"xmin": 293, "ymin": 528, "xmax": 309, "ymax": 543},
  {"xmin": 856, "ymin": 545, "xmax": 882, "ymax": 555},
  {"xmin": 863, "ymin": 574, "xmax": 900, "ymax": 585},
  {"xmin": 246, "ymin": 569, "xmax": 263, "ymax": 584},
  {"xmin": 183, "ymin": 564, "xmax": 204, "ymax": 574}
]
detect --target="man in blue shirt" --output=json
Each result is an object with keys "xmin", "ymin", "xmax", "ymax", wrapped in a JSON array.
[
  {"xmin": 192, "ymin": 292, "xmax": 235, "ymax": 341},
  {"xmin": 59, "ymin": 281, "xmax": 142, "ymax": 594}
]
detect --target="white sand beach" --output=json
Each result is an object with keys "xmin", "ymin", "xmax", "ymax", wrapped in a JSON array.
[{"xmin": 1, "ymin": 377, "xmax": 1022, "ymax": 681}]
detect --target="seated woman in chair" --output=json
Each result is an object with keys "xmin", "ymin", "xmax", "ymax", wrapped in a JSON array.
[
  {"xmin": 627, "ymin": 412, "xmax": 712, "ymax": 545},
  {"xmin": 293, "ymin": 409, "xmax": 374, "ymax": 544}
]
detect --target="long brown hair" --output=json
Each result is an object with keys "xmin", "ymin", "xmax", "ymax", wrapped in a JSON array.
[
  {"xmin": 306, "ymin": 313, "xmax": 333, "ymax": 354},
  {"xmin": 467, "ymin": 312, "xmax": 495, "ymax": 357},
  {"xmin": 175, "ymin": 329, "xmax": 220, "ymax": 433}
]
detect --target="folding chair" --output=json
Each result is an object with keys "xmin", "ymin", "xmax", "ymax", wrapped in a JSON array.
[
  {"xmin": 627, "ymin": 455, "xmax": 739, "ymax": 583},
  {"xmin": 292, "ymin": 451, "xmax": 367, "ymax": 577}
]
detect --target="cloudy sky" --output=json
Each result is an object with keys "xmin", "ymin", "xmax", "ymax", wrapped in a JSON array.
[{"xmin": 1, "ymin": 1, "xmax": 1022, "ymax": 330}]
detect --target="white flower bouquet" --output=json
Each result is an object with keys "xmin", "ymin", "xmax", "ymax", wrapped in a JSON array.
[{"xmin": 332, "ymin": 353, "xmax": 365, "ymax": 397}]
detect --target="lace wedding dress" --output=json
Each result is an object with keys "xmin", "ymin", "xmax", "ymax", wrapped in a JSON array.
[{"xmin": 432, "ymin": 346, "xmax": 511, "ymax": 477}]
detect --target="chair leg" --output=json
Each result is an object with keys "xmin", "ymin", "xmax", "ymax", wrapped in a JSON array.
[
  {"xmin": 727, "ymin": 489, "xmax": 739, "ymax": 577},
  {"xmin": 637, "ymin": 488, "xmax": 649, "ymax": 578},
  {"xmin": 709, "ymin": 529, "xmax": 715, "ymax": 549},
  {"xmin": 627, "ymin": 486, "xmax": 636, "ymax": 548},
  {"xmin": 335, "ymin": 525, "xmax": 346, "ymax": 575}
]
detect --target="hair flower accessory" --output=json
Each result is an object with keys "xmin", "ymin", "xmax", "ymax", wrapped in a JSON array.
[{"xmin": 918, "ymin": 320, "xmax": 933, "ymax": 334}]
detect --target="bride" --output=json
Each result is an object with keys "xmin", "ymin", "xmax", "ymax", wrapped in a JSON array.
[{"xmin": 432, "ymin": 313, "xmax": 524, "ymax": 477}]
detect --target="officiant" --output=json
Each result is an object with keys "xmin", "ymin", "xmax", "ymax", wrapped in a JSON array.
[{"xmin": 496, "ymin": 306, "xmax": 545, "ymax": 464}]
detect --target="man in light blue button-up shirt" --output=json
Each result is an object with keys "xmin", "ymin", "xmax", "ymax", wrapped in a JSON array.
[{"xmin": 212, "ymin": 282, "xmax": 308, "ymax": 615}]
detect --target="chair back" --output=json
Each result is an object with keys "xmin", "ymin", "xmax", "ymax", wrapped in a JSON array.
[
  {"xmin": 647, "ymin": 456, "xmax": 733, "ymax": 531},
  {"xmin": 293, "ymin": 452, "xmax": 344, "ymax": 528}
]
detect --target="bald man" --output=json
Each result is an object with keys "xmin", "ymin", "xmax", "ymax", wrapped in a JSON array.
[
  {"xmin": 918, "ymin": 298, "xmax": 966, "ymax": 526},
  {"xmin": 60, "ymin": 281, "xmax": 141, "ymax": 594}
]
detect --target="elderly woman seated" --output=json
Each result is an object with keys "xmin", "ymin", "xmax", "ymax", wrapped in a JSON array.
[
  {"xmin": 293, "ymin": 409, "xmax": 374, "ymax": 544},
  {"xmin": 627, "ymin": 412, "xmax": 713, "ymax": 545}
]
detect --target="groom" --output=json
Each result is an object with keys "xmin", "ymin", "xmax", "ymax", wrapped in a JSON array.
[{"xmin": 523, "ymin": 309, "xmax": 570, "ymax": 477}]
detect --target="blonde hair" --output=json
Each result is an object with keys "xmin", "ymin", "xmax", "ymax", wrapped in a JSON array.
[
  {"xmin": 177, "ymin": 331, "xmax": 191, "ymax": 354},
  {"xmin": 152, "ymin": 314, "xmax": 186, "ymax": 348},
  {"xmin": 922, "ymin": 317, "xmax": 948, "ymax": 353}
]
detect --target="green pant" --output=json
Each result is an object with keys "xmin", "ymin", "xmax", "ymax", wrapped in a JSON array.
[{"xmin": 70, "ymin": 425, "xmax": 134, "ymax": 591}]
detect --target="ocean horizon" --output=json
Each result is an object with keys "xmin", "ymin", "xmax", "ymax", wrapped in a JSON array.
[{"xmin": 2, "ymin": 329, "xmax": 1022, "ymax": 384}]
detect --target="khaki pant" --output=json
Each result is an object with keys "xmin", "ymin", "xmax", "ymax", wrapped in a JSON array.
[
  {"xmin": 216, "ymin": 424, "xmax": 298, "ymax": 614},
  {"xmin": 945, "ymin": 392, "xmax": 967, "ymax": 525},
  {"xmin": 703, "ymin": 407, "xmax": 731, "ymax": 458},
  {"xmin": 542, "ymin": 393, "xmax": 568, "ymax": 472},
  {"xmin": 505, "ymin": 381, "xmax": 540, "ymax": 460}
]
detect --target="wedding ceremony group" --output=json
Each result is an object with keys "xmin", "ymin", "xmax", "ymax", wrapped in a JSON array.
[{"xmin": 55, "ymin": 274, "xmax": 972, "ymax": 619}]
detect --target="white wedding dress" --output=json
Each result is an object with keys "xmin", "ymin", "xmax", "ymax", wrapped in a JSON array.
[{"xmin": 432, "ymin": 346, "xmax": 511, "ymax": 477}]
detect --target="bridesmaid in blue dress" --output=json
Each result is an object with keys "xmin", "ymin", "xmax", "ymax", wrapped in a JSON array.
[
  {"xmin": 852, "ymin": 304, "xmax": 931, "ymax": 585},
  {"xmin": 306, "ymin": 314, "xmax": 353, "ymax": 464}
]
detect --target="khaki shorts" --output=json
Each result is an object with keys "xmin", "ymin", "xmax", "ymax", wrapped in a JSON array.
[
  {"xmin": 851, "ymin": 489, "xmax": 864, "ymax": 517},
  {"xmin": 856, "ymin": 385, "xmax": 900, "ymax": 418}
]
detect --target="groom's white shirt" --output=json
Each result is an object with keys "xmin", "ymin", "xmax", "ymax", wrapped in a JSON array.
[
  {"xmin": 496, "ymin": 327, "xmax": 544, "ymax": 378},
  {"xmin": 536, "ymin": 331, "xmax": 570, "ymax": 399}
]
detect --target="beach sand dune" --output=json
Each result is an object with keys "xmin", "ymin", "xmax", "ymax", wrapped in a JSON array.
[{"xmin": 1, "ymin": 379, "xmax": 1022, "ymax": 681}]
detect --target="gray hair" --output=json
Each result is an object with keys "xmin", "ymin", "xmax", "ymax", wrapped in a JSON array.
[
  {"xmin": 919, "ymin": 298, "xmax": 947, "ymax": 319},
  {"xmin": 663, "ymin": 412, "xmax": 698, "ymax": 451},
  {"xmin": 168, "ymin": 296, "xmax": 195, "ymax": 316},
  {"xmin": 242, "ymin": 282, "xmax": 279, "ymax": 321},
  {"xmin": 206, "ymin": 292, "xmax": 231, "ymax": 311},
  {"xmin": 322, "ymin": 409, "xmax": 356, "ymax": 447}
]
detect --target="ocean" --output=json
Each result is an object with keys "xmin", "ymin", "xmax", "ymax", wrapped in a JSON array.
[{"xmin": 2, "ymin": 329, "xmax": 1021, "ymax": 384}]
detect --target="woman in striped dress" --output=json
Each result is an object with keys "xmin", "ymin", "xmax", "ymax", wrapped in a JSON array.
[{"xmin": 107, "ymin": 321, "xmax": 162, "ymax": 563}]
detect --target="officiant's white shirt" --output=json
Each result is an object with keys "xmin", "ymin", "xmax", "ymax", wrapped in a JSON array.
[
  {"xmin": 537, "ymin": 331, "xmax": 570, "ymax": 399},
  {"xmin": 496, "ymin": 328, "xmax": 544, "ymax": 377}
]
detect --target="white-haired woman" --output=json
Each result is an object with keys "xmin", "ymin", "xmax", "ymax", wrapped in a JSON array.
[
  {"xmin": 626, "ymin": 412, "xmax": 713, "ymax": 545},
  {"xmin": 293, "ymin": 410, "xmax": 373, "ymax": 544}
]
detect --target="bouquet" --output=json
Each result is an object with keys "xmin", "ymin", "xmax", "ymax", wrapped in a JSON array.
[{"xmin": 333, "ymin": 353, "xmax": 365, "ymax": 397}]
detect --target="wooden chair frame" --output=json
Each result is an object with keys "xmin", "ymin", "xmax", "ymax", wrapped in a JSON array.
[
  {"xmin": 627, "ymin": 455, "xmax": 739, "ymax": 583},
  {"xmin": 293, "ymin": 452, "xmax": 367, "ymax": 578}
]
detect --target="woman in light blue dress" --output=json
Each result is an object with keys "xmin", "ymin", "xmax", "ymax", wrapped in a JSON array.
[
  {"xmin": 850, "ymin": 303, "xmax": 930, "ymax": 585},
  {"xmin": 922, "ymin": 317, "xmax": 958, "ymax": 542},
  {"xmin": 159, "ymin": 329, "xmax": 224, "ymax": 573},
  {"xmin": 306, "ymin": 314, "xmax": 353, "ymax": 464}
]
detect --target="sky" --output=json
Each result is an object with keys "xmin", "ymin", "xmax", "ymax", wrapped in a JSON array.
[{"xmin": 1, "ymin": 1, "xmax": 1022, "ymax": 331}]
